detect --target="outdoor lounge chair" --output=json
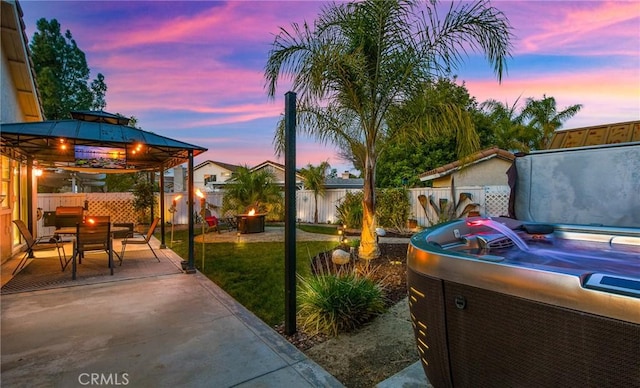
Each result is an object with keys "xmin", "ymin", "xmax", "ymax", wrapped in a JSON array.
[
  {"xmin": 120, "ymin": 217, "xmax": 160, "ymax": 263},
  {"xmin": 12, "ymin": 219, "xmax": 67, "ymax": 275},
  {"xmin": 205, "ymin": 215, "xmax": 219, "ymax": 233}
]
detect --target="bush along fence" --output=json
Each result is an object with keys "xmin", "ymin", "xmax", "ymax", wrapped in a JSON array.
[{"xmin": 37, "ymin": 186, "xmax": 510, "ymax": 233}]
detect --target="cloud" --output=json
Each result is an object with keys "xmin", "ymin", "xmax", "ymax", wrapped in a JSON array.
[
  {"xmin": 463, "ymin": 66, "xmax": 640, "ymax": 128},
  {"xmin": 499, "ymin": 1, "xmax": 640, "ymax": 56}
]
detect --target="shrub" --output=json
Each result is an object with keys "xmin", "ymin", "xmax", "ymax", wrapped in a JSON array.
[
  {"xmin": 298, "ymin": 266, "xmax": 386, "ymax": 336},
  {"xmin": 375, "ymin": 187, "xmax": 411, "ymax": 231},
  {"xmin": 335, "ymin": 191, "xmax": 363, "ymax": 228},
  {"xmin": 419, "ymin": 177, "xmax": 479, "ymax": 226}
]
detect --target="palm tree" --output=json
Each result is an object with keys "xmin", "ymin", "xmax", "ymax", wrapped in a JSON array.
[
  {"xmin": 221, "ymin": 166, "xmax": 283, "ymax": 218},
  {"xmin": 521, "ymin": 95, "xmax": 582, "ymax": 149},
  {"xmin": 299, "ymin": 161, "xmax": 331, "ymax": 224},
  {"xmin": 480, "ymin": 97, "xmax": 536, "ymax": 152},
  {"xmin": 265, "ymin": 0, "xmax": 512, "ymax": 259}
]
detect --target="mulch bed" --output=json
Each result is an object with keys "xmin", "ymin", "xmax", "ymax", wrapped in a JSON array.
[{"xmin": 275, "ymin": 242, "xmax": 409, "ymax": 351}]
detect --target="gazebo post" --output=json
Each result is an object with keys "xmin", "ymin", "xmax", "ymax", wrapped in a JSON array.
[
  {"xmin": 159, "ymin": 167, "xmax": 166, "ymax": 249},
  {"xmin": 186, "ymin": 149, "xmax": 196, "ymax": 273},
  {"xmin": 26, "ymin": 156, "xmax": 35, "ymax": 256}
]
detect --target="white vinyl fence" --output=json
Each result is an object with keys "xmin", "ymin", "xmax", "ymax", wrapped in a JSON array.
[
  {"xmin": 296, "ymin": 186, "xmax": 511, "ymax": 226},
  {"xmin": 37, "ymin": 186, "xmax": 510, "ymax": 233}
]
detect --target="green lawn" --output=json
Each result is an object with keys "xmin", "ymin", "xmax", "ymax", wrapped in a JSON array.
[{"xmin": 166, "ymin": 229, "xmax": 336, "ymax": 326}]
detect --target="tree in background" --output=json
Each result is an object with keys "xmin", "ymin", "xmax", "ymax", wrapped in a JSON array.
[
  {"xmin": 90, "ymin": 73, "xmax": 107, "ymax": 110},
  {"xmin": 377, "ymin": 77, "xmax": 494, "ymax": 188},
  {"xmin": 105, "ymin": 173, "xmax": 138, "ymax": 193},
  {"xmin": 521, "ymin": 95, "xmax": 582, "ymax": 150},
  {"xmin": 30, "ymin": 18, "xmax": 107, "ymax": 119},
  {"xmin": 299, "ymin": 161, "xmax": 331, "ymax": 223},
  {"xmin": 481, "ymin": 95, "xmax": 582, "ymax": 152},
  {"xmin": 221, "ymin": 166, "xmax": 283, "ymax": 219},
  {"xmin": 132, "ymin": 173, "xmax": 157, "ymax": 224},
  {"xmin": 266, "ymin": 0, "xmax": 512, "ymax": 259},
  {"xmin": 480, "ymin": 97, "xmax": 536, "ymax": 152}
]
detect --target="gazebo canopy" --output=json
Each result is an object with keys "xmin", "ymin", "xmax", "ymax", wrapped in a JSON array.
[{"xmin": 1, "ymin": 110, "xmax": 207, "ymax": 172}]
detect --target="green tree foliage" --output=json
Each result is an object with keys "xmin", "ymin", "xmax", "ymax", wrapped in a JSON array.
[
  {"xmin": 299, "ymin": 161, "xmax": 331, "ymax": 223},
  {"xmin": 30, "ymin": 18, "xmax": 107, "ymax": 119},
  {"xmin": 266, "ymin": 0, "xmax": 512, "ymax": 258},
  {"xmin": 480, "ymin": 97, "xmax": 534, "ymax": 151},
  {"xmin": 221, "ymin": 166, "xmax": 283, "ymax": 219},
  {"xmin": 378, "ymin": 77, "xmax": 494, "ymax": 188},
  {"xmin": 481, "ymin": 95, "xmax": 582, "ymax": 151},
  {"xmin": 521, "ymin": 95, "xmax": 582, "ymax": 150},
  {"xmin": 104, "ymin": 173, "xmax": 138, "ymax": 193},
  {"xmin": 132, "ymin": 173, "xmax": 157, "ymax": 224},
  {"xmin": 90, "ymin": 73, "xmax": 107, "ymax": 110}
]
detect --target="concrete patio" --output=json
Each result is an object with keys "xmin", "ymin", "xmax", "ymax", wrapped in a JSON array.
[
  {"xmin": 1, "ymin": 230, "xmax": 426, "ymax": 387},
  {"xmin": 1, "ymin": 235, "xmax": 343, "ymax": 387}
]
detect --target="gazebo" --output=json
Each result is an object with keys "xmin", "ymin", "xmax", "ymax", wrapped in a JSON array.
[{"xmin": 0, "ymin": 110, "xmax": 207, "ymax": 271}]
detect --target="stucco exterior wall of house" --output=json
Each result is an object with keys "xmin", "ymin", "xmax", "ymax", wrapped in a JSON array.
[
  {"xmin": 193, "ymin": 162, "xmax": 235, "ymax": 191},
  {"xmin": 1, "ymin": 0, "xmax": 46, "ymax": 263},
  {"xmin": 256, "ymin": 164, "xmax": 285, "ymax": 183},
  {"xmin": 432, "ymin": 158, "xmax": 512, "ymax": 188}
]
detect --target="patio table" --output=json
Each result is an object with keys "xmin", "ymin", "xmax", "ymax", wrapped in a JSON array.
[{"xmin": 54, "ymin": 226, "xmax": 130, "ymax": 236}]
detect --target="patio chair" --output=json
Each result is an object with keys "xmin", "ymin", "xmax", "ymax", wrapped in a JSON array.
[
  {"xmin": 223, "ymin": 210, "xmax": 238, "ymax": 231},
  {"xmin": 12, "ymin": 219, "xmax": 67, "ymax": 275},
  {"xmin": 203, "ymin": 209, "xmax": 219, "ymax": 233},
  {"xmin": 120, "ymin": 217, "xmax": 160, "ymax": 263},
  {"xmin": 72, "ymin": 221, "xmax": 113, "ymax": 279}
]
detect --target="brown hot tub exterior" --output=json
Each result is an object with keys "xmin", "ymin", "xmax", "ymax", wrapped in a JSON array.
[{"xmin": 408, "ymin": 268, "xmax": 640, "ymax": 387}]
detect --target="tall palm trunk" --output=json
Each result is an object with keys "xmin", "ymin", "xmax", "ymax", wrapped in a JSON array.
[
  {"xmin": 313, "ymin": 192, "xmax": 319, "ymax": 224},
  {"xmin": 359, "ymin": 154, "xmax": 380, "ymax": 260}
]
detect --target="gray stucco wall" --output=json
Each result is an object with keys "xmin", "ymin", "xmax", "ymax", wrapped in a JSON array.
[{"xmin": 514, "ymin": 143, "xmax": 640, "ymax": 227}]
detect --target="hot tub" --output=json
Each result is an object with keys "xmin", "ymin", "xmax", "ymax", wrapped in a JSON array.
[{"xmin": 407, "ymin": 142, "xmax": 640, "ymax": 387}]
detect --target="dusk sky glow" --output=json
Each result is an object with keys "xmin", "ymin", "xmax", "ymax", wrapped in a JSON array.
[{"xmin": 18, "ymin": 1, "xmax": 640, "ymax": 173}]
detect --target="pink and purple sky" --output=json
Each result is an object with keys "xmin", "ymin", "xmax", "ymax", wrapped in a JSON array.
[{"xmin": 19, "ymin": 1, "xmax": 640, "ymax": 173}]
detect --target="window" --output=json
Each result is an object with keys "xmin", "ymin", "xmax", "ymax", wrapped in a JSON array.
[{"xmin": 204, "ymin": 174, "xmax": 217, "ymax": 184}]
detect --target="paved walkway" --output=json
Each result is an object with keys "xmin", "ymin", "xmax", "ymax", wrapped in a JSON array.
[
  {"xmin": 1, "ymin": 237, "xmax": 343, "ymax": 387},
  {"xmin": 1, "ymin": 227, "xmax": 422, "ymax": 387}
]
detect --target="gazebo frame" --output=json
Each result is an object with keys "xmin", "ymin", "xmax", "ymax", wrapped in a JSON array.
[{"xmin": 0, "ymin": 110, "xmax": 207, "ymax": 272}]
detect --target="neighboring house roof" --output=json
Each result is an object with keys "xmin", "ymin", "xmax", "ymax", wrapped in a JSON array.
[
  {"xmin": 548, "ymin": 120, "xmax": 640, "ymax": 149},
  {"xmin": 251, "ymin": 160, "xmax": 304, "ymax": 182},
  {"xmin": 1, "ymin": 0, "xmax": 43, "ymax": 122},
  {"xmin": 250, "ymin": 160, "xmax": 286, "ymax": 172},
  {"xmin": 194, "ymin": 160, "xmax": 241, "ymax": 172},
  {"xmin": 419, "ymin": 147, "xmax": 515, "ymax": 181},
  {"xmin": 323, "ymin": 177, "xmax": 364, "ymax": 189}
]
